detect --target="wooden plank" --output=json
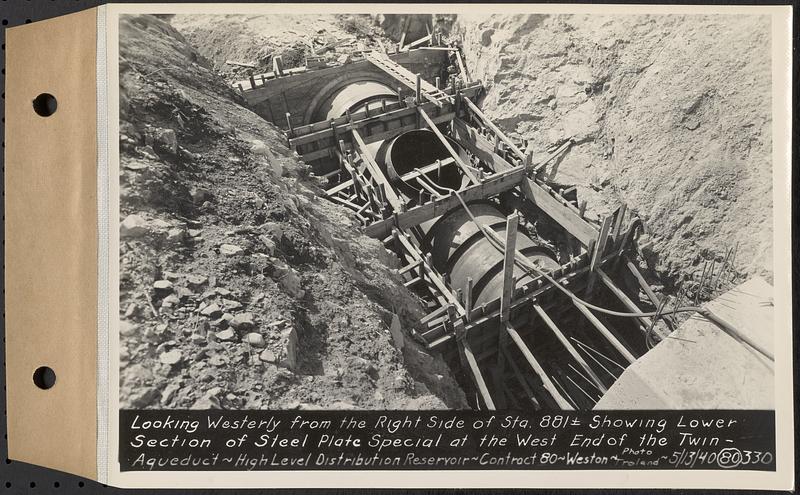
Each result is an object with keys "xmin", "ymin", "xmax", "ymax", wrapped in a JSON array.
[
  {"xmin": 396, "ymin": 230, "xmax": 464, "ymax": 314},
  {"xmin": 590, "ymin": 216, "xmax": 614, "ymax": 273},
  {"xmin": 364, "ymin": 166, "xmax": 525, "ymax": 238},
  {"xmin": 418, "ymin": 108, "xmax": 480, "ymax": 184},
  {"xmin": 452, "ymin": 118, "xmax": 599, "ymax": 246},
  {"xmin": 464, "ymin": 277, "xmax": 474, "ymax": 322},
  {"xmin": 532, "ymin": 304, "xmax": 607, "ymax": 393},
  {"xmin": 418, "ymin": 46, "xmax": 460, "ymax": 52},
  {"xmin": 505, "ymin": 323, "xmax": 574, "ymax": 410},
  {"xmin": 586, "ymin": 215, "xmax": 613, "ymax": 293},
  {"xmin": 455, "ymin": 49, "xmax": 470, "ymax": 83},
  {"xmin": 623, "ymin": 257, "xmax": 676, "ymax": 329},
  {"xmin": 461, "ymin": 339, "xmax": 495, "ymax": 410},
  {"xmin": 500, "ymin": 214, "xmax": 519, "ymax": 323},
  {"xmin": 451, "ymin": 118, "xmax": 514, "ymax": 172},
  {"xmin": 502, "ymin": 346, "xmax": 541, "ymax": 409},
  {"xmin": 291, "ymin": 83, "xmax": 480, "ymax": 141},
  {"xmin": 296, "ymin": 111, "xmax": 456, "ymax": 162},
  {"xmin": 405, "ymin": 34, "xmax": 432, "ymax": 50},
  {"xmin": 462, "ymin": 97, "xmax": 525, "ymax": 159},
  {"xmin": 572, "ymin": 301, "xmax": 636, "ymax": 364},
  {"xmin": 397, "ymin": 157, "xmax": 455, "ymax": 182},
  {"xmin": 612, "ymin": 203, "xmax": 627, "ymax": 240},
  {"xmin": 519, "ymin": 177, "xmax": 598, "ymax": 246},
  {"xmin": 596, "ymin": 268, "xmax": 654, "ymax": 329},
  {"xmin": 351, "ymin": 129, "xmax": 404, "ymax": 211}
]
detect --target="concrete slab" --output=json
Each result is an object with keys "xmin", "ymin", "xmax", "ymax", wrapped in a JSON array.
[{"xmin": 595, "ymin": 277, "xmax": 774, "ymax": 409}]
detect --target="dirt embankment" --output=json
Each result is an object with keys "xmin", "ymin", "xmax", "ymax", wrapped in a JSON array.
[
  {"xmin": 118, "ymin": 14, "xmax": 466, "ymax": 410},
  {"xmin": 454, "ymin": 14, "xmax": 772, "ymax": 284},
  {"xmin": 170, "ymin": 14, "xmax": 387, "ymax": 79}
]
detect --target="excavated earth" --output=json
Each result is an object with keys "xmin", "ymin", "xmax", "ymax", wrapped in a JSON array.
[
  {"xmin": 119, "ymin": 13, "xmax": 774, "ymax": 410},
  {"xmin": 454, "ymin": 14, "xmax": 773, "ymax": 286},
  {"xmin": 118, "ymin": 14, "xmax": 467, "ymax": 410}
]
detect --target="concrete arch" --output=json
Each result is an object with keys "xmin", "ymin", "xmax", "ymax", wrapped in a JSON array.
[{"xmin": 303, "ymin": 69, "xmax": 401, "ymax": 123}]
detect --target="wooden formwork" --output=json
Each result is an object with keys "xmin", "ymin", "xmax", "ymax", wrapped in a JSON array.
[{"xmin": 280, "ymin": 53, "xmax": 660, "ymax": 410}]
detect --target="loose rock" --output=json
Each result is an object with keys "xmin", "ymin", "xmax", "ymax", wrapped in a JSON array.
[
  {"xmin": 153, "ymin": 280, "xmax": 174, "ymax": 291},
  {"xmin": 243, "ymin": 332, "xmax": 265, "ymax": 347},
  {"xmin": 200, "ymin": 303, "xmax": 222, "ymax": 318},
  {"xmin": 219, "ymin": 243, "xmax": 244, "ymax": 256},
  {"xmin": 120, "ymin": 214, "xmax": 148, "ymax": 238},
  {"xmin": 259, "ymin": 349, "xmax": 276, "ymax": 363},
  {"xmin": 215, "ymin": 328, "xmax": 236, "ymax": 341},
  {"xmin": 230, "ymin": 312, "xmax": 255, "ymax": 331}
]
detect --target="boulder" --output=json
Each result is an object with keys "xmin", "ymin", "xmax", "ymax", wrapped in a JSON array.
[
  {"xmin": 191, "ymin": 187, "xmax": 213, "ymax": 204},
  {"xmin": 120, "ymin": 214, "xmax": 148, "ymax": 238},
  {"xmin": 129, "ymin": 387, "xmax": 160, "ymax": 408},
  {"xmin": 278, "ymin": 326, "xmax": 299, "ymax": 371},
  {"xmin": 389, "ymin": 314, "xmax": 405, "ymax": 351},
  {"xmin": 153, "ymin": 280, "xmax": 174, "ymax": 291},
  {"xmin": 243, "ymin": 333, "xmax": 265, "ymax": 347},
  {"xmin": 166, "ymin": 227, "xmax": 187, "ymax": 244},
  {"xmin": 149, "ymin": 127, "xmax": 178, "ymax": 154},
  {"xmin": 159, "ymin": 349, "xmax": 183, "ymax": 366},
  {"xmin": 200, "ymin": 303, "xmax": 222, "ymax": 318},
  {"xmin": 120, "ymin": 320, "xmax": 138, "ymax": 337},
  {"xmin": 219, "ymin": 243, "xmax": 244, "ymax": 256},
  {"xmin": 161, "ymin": 382, "xmax": 181, "ymax": 405},
  {"xmin": 190, "ymin": 395, "xmax": 221, "ymax": 409},
  {"xmin": 229, "ymin": 312, "xmax": 255, "ymax": 331},
  {"xmin": 259, "ymin": 349, "xmax": 276, "ymax": 363},
  {"xmin": 273, "ymin": 261, "xmax": 304, "ymax": 299}
]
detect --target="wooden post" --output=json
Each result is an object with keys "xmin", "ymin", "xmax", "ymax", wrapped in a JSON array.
[
  {"xmin": 587, "ymin": 215, "xmax": 613, "ymax": 294},
  {"xmin": 398, "ymin": 18, "xmax": 408, "ymax": 51},
  {"xmin": 464, "ymin": 277, "xmax": 473, "ymax": 321},
  {"xmin": 418, "ymin": 107, "xmax": 480, "ymax": 184},
  {"xmin": 285, "ymin": 112, "xmax": 294, "ymax": 137},
  {"xmin": 450, "ymin": 303, "xmax": 495, "ymax": 410},
  {"xmin": 352, "ymin": 129, "xmax": 404, "ymax": 212},
  {"xmin": 533, "ymin": 304, "xmax": 607, "ymax": 392},
  {"xmin": 273, "ymin": 55, "xmax": 284, "ymax": 77},
  {"xmin": 572, "ymin": 301, "xmax": 636, "ymax": 364},
  {"xmin": 500, "ymin": 214, "xmax": 519, "ymax": 324},
  {"xmin": 415, "ymin": 73, "xmax": 422, "ymax": 105},
  {"xmin": 612, "ymin": 203, "xmax": 627, "ymax": 241},
  {"xmin": 505, "ymin": 323, "xmax": 574, "ymax": 410},
  {"xmin": 578, "ymin": 200, "xmax": 587, "ymax": 219},
  {"xmin": 435, "ymin": 76, "xmax": 441, "ymax": 90}
]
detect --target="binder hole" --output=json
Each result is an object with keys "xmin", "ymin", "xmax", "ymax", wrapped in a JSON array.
[
  {"xmin": 32, "ymin": 93, "xmax": 57, "ymax": 117},
  {"xmin": 32, "ymin": 366, "xmax": 56, "ymax": 389}
]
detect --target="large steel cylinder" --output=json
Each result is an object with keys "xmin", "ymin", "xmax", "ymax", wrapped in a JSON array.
[
  {"xmin": 421, "ymin": 203, "xmax": 560, "ymax": 307},
  {"xmin": 375, "ymin": 129, "xmax": 466, "ymax": 199},
  {"xmin": 374, "ymin": 130, "xmax": 560, "ymax": 309},
  {"xmin": 315, "ymin": 81, "xmax": 397, "ymax": 121}
]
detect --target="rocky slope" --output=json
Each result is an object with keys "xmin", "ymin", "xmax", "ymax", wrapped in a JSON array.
[
  {"xmin": 169, "ymin": 14, "xmax": 386, "ymax": 79},
  {"xmin": 454, "ymin": 14, "xmax": 773, "ymax": 284},
  {"xmin": 118, "ymin": 14, "xmax": 466, "ymax": 410}
]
